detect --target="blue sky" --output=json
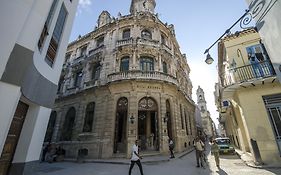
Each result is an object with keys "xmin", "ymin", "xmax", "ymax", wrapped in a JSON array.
[{"xmin": 70, "ymin": 0, "xmax": 250, "ymax": 126}]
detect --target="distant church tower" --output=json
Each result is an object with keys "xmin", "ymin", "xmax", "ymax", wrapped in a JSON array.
[
  {"xmin": 130, "ymin": 0, "xmax": 156, "ymax": 14},
  {"xmin": 196, "ymin": 86, "xmax": 207, "ymax": 115},
  {"xmin": 196, "ymin": 86, "xmax": 214, "ymax": 137}
]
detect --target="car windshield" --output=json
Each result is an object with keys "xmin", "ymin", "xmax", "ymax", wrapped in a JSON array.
[{"xmin": 216, "ymin": 139, "xmax": 230, "ymax": 145}]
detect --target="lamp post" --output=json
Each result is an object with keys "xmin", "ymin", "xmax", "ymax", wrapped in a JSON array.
[{"xmin": 204, "ymin": 9, "xmax": 252, "ymax": 64}]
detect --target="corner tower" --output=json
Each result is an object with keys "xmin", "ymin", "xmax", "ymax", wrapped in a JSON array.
[{"xmin": 130, "ymin": 0, "xmax": 156, "ymax": 14}]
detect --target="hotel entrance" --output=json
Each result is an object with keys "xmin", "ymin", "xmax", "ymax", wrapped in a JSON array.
[{"xmin": 138, "ymin": 97, "xmax": 159, "ymax": 151}]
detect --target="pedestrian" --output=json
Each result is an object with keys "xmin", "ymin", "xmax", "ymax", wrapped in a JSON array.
[
  {"xmin": 41, "ymin": 143, "xmax": 50, "ymax": 162},
  {"xmin": 210, "ymin": 139, "xmax": 220, "ymax": 169},
  {"xmin": 168, "ymin": 138, "xmax": 175, "ymax": 158},
  {"xmin": 129, "ymin": 140, "xmax": 144, "ymax": 175},
  {"xmin": 194, "ymin": 136, "xmax": 204, "ymax": 167}
]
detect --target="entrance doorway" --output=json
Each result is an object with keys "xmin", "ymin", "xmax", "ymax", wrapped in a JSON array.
[
  {"xmin": 263, "ymin": 94, "xmax": 281, "ymax": 155},
  {"xmin": 138, "ymin": 97, "xmax": 159, "ymax": 151},
  {"xmin": 0, "ymin": 101, "xmax": 29, "ymax": 175},
  {"xmin": 113, "ymin": 97, "xmax": 128, "ymax": 154}
]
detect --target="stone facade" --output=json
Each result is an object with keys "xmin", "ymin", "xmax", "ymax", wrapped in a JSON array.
[{"xmin": 47, "ymin": 0, "xmax": 196, "ymax": 159}]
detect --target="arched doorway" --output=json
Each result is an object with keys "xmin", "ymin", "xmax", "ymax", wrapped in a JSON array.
[
  {"xmin": 114, "ymin": 97, "xmax": 128, "ymax": 154},
  {"xmin": 61, "ymin": 107, "xmax": 76, "ymax": 141},
  {"xmin": 166, "ymin": 100, "xmax": 172, "ymax": 140},
  {"xmin": 44, "ymin": 111, "xmax": 57, "ymax": 142},
  {"xmin": 138, "ymin": 97, "xmax": 159, "ymax": 151}
]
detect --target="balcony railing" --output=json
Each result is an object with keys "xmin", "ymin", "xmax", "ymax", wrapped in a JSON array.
[
  {"xmin": 161, "ymin": 43, "xmax": 172, "ymax": 55},
  {"xmin": 107, "ymin": 70, "xmax": 178, "ymax": 85},
  {"xmin": 72, "ymin": 55, "xmax": 85, "ymax": 66},
  {"xmin": 222, "ymin": 60, "xmax": 276, "ymax": 87},
  {"xmin": 88, "ymin": 45, "xmax": 104, "ymax": 56},
  {"xmin": 137, "ymin": 38, "xmax": 159, "ymax": 47},
  {"xmin": 116, "ymin": 37, "xmax": 133, "ymax": 47}
]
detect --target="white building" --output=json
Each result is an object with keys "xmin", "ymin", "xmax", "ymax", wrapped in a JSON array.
[{"xmin": 0, "ymin": 0, "xmax": 78, "ymax": 174}]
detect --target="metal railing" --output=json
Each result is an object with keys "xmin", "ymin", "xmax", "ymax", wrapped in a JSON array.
[
  {"xmin": 222, "ymin": 60, "xmax": 275, "ymax": 87},
  {"xmin": 107, "ymin": 70, "xmax": 178, "ymax": 85}
]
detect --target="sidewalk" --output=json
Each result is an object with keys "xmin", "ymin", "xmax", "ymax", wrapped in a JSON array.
[
  {"xmin": 64, "ymin": 148, "xmax": 194, "ymax": 165},
  {"xmin": 235, "ymin": 148, "xmax": 281, "ymax": 169}
]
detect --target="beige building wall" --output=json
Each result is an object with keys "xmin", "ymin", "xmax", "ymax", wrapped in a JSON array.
[
  {"xmin": 216, "ymin": 28, "xmax": 281, "ymax": 166},
  {"xmin": 235, "ymin": 83, "xmax": 281, "ymax": 164}
]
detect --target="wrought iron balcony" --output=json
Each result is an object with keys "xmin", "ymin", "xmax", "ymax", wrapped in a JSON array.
[
  {"xmin": 107, "ymin": 70, "xmax": 178, "ymax": 85},
  {"xmin": 221, "ymin": 60, "xmax": 276, "ymax": 87}
]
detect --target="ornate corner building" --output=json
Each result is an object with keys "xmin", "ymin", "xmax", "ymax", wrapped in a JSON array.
[{"xmin": 47, "ymin": 0, "xmax": 196, "ymax": 159}]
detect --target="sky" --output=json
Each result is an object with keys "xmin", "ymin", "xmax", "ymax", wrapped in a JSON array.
[{"xmin": 70, "ymin": 0, "xmax": 250, "ymax": 126}]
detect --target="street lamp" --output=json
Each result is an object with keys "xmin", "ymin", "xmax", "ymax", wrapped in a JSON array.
[{"xmin": 203, "ymin": 9, "xmax": 252, "ymax": 64}]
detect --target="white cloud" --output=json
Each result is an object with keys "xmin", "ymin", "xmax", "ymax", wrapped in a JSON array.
[
  {"xmin": 77, "ymin": 0, "xmax": 93, "ymax": 15},
  {"xmin": 79, "ymin": 0, "xmax": 92, "ymax": 8}
]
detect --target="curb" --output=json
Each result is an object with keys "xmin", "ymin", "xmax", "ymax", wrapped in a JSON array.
[{"xmin": 235, "ymin": 151, "xmax": 281, "ymax": 169}]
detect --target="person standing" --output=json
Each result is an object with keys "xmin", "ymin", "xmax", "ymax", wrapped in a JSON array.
[
  {"xmin": 210, "ymin": 139, "xmax": 220, "ymax": 168},
  {"xmin": 168, "ymin": 138, "xmax": 175, "ymax": 158},
  {"xmin": 194, "ymin": 136, "xmax": 205, "ymax": 167},
  {"xmin": 129, "ymin": 140, "xmax": 144, "ymax": 175}
]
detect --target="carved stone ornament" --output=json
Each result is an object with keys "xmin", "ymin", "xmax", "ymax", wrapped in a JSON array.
[{"xmin": 138, "ymin": 97, "xmax": 157, "ymax": 110}]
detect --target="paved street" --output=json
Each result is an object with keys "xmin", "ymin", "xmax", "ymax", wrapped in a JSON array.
[{"xmin": 33, "ymin": 149, "xmax": 281, "ymax": 175}]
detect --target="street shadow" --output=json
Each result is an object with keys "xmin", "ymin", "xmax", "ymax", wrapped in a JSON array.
[
  {"xmin": 216, "ymin": 167, "xmax": 228, "ymax": 175},
  {"xmin": 263, "ymin": 168, "xmax": 281, "ymax": 174},
  {"xmin": 219, "ymin": 154, "xmax": 239, "ymax": 160}
]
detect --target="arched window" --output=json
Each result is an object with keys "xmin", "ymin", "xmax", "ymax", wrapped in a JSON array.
[
  {"xmin": 163, "ymin": 61, "xmax": 168, "ymax": 73},
  {"xmin": 120, "ymin": 57, "xmax": 129, "ymax": 72},
  {"xmin": 201, "ymin": 106, "xmax": 205, "ymax": 112},
  {"xmin": 83, "ymin": 102, "xmax": 95, "ymax": 132},
  {"xmin": 61, "ymin": 107, "xmax": 76, "ymax": 141},
  {"xmin": 122, "ymin": 29, "xmax": 130, "ymax": 39},
  {"xmin": 96, "ymin": 36, "xmax": 104, "ymax": 47},
  {"xmin": 92, "ymin": 63, "xmax": 101, "ymax": 80},
  {"xmin": 161, "ymin": 34, "xmax": 166, "ymax": 45},
  {"xmin": 141, "ymin": 29, "xmax": 152, "ymax": 40},
  {"xmin": 74, "ymin": 70, "xmax": 83, "ymax": 87},
  {"xmin": 140, "ymin": 57, "xmax": 154, "ymax": 71},
  {"xmin": 44, "ymin": 111, "xmax": 57, "ymax": 142}
]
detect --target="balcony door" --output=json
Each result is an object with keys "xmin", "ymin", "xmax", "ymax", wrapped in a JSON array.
[{"xmin": 263, "ymin": 94, "xmax": 281, "ymax": 155}]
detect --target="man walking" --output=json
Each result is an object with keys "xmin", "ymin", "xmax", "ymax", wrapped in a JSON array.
[
  {"xmin": 129, "ymin": 140, "xmax": 144, "ymax": 175},
  {"xmin": 194, "ymin": 136, "xmax": 205, "ymax": 167},
  {"xmin": 168, "ymin": 138, "xmax": 175, "ymax": 158}
]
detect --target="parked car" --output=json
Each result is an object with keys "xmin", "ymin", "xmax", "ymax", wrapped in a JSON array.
[{"xmin": 215, "ymin": 137, "xmax": 235, "ymax": 154}]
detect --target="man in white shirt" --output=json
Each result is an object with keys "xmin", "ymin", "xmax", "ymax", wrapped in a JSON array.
[
  {"xmin": 129, "ymin": 140, "xmax": 144, "ymax": 175},
  {"xmin": 194, "ymin": 136, "xmax": 205, "ymax": 167}
]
